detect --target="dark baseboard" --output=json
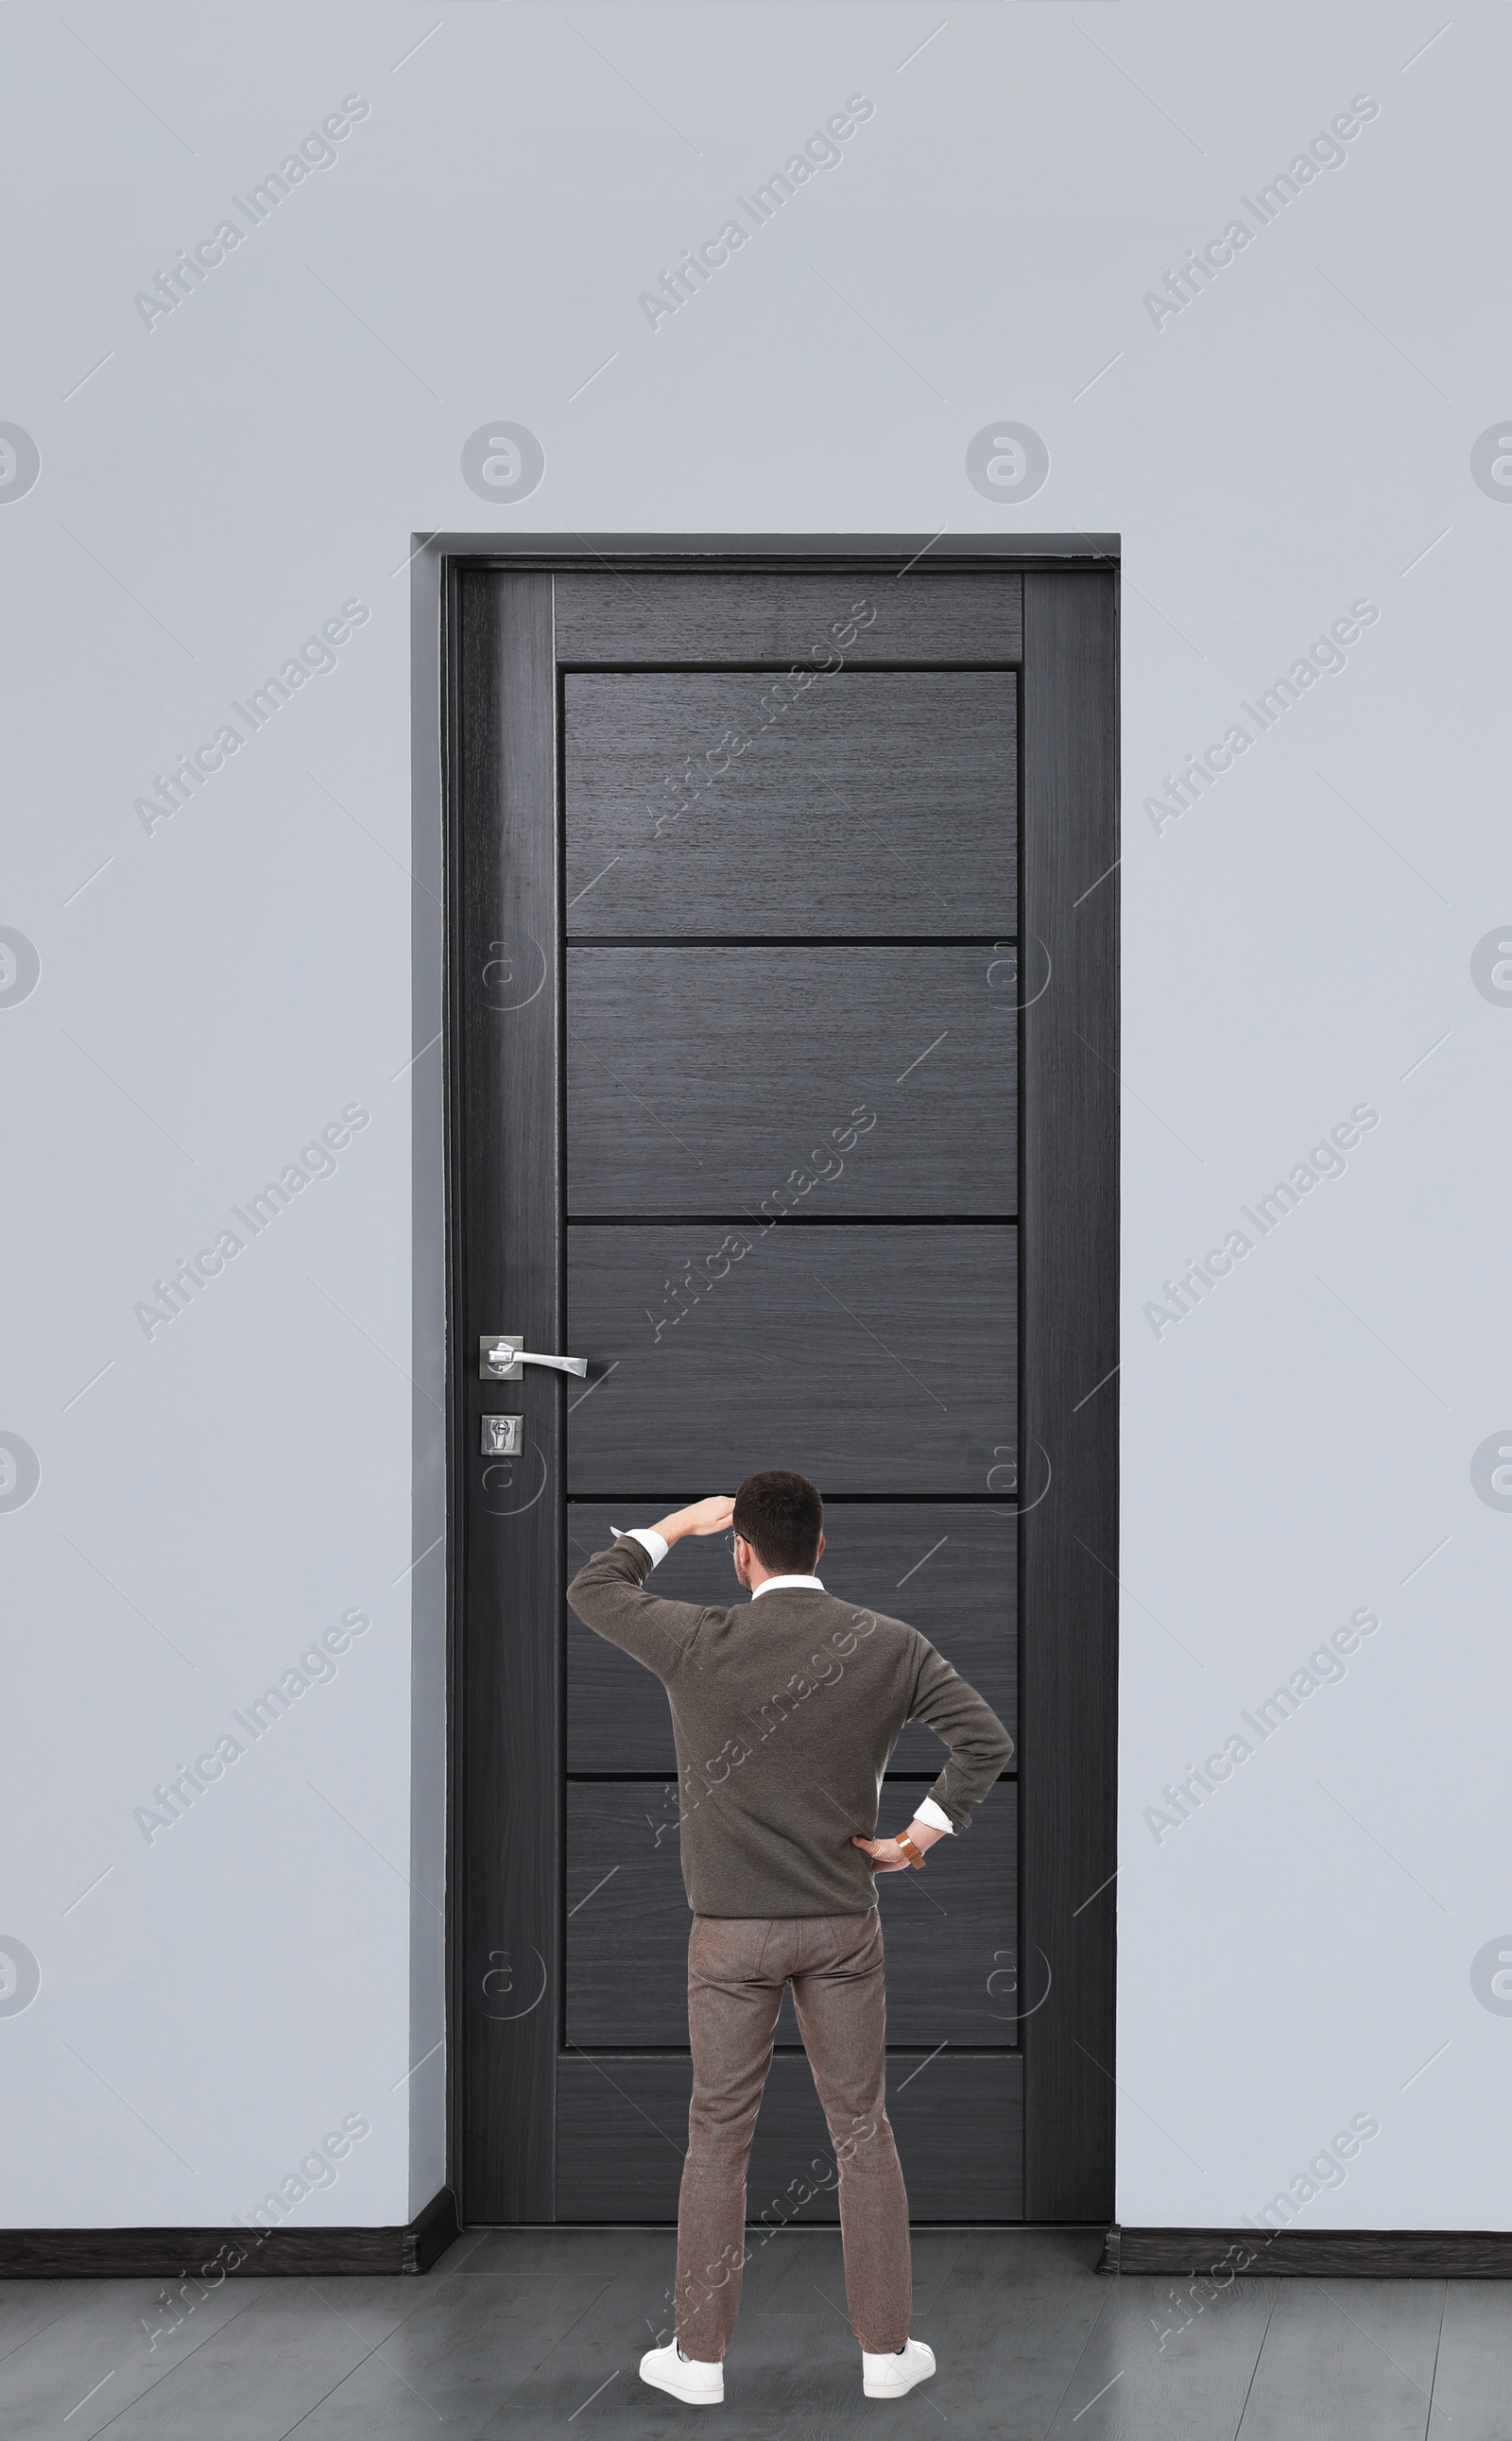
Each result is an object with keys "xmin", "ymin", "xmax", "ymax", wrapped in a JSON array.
[
  {"xmin": 404, "ymin": 2186, "xmax": 462, "ymax": 2273},
  {"xmin": 0, "ymin": 2187, "xmax": 461, "ymax": 2280},
  {"xmin": 1104, "ymin": 2224, "xmax": 1512, "ymax": 2278}
]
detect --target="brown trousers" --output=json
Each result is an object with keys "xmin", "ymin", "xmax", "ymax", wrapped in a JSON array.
[{"xmin": 674, "ymin": 1910, "xmax": 911, "ymax": 2362}]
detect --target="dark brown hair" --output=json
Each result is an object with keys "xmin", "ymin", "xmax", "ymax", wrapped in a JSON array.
[{"xmin": 732, "ymin": 1470, "xmax": 823, "ymax": 1573}]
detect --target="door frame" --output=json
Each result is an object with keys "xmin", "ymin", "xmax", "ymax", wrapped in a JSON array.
[{"xmin": 414, "ymin": 532, "xmax": 1121, "ymax": 2226}]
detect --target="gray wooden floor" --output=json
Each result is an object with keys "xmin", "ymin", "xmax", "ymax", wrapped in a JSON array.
[{"xmin": 2, "ymin": 2227, "xmax": 1506, "ymax": 2439}]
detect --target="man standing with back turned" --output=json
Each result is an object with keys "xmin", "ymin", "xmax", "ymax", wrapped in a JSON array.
[{"xmin": 566, "ymin": 1469, "xmax": 1014, "ymax": 2409}]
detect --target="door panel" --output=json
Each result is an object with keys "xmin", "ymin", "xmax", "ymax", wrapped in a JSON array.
[
  {"xmin": 452, "ymin": 551, "xmax": 1116, "ymax": 2232},
  {"xmin": 563, "ymin": 673, "xmax": 1016, "ymax": 937},
  {"xmin": 566, "ymin": 1225, "xmax": 1016, "ymax": 1493},
  {"xmin": 565, "ymin": 1782, "xmax": 1016, "ymax": 2050},
  {"xmin": 557, "ymin": 2053, "xmax": 1023, "ymax": 2221},
  {"xmin": 566, "ymin": 1503, "xmax": 1017, "ymax": 1771},
  {"xmin": 567, "ymin": 947, "xmax": 1016, "ymax": 1215},
  {"xmin": 553, "ymin": 569, "xmax": 1022, "ymax": 665}
]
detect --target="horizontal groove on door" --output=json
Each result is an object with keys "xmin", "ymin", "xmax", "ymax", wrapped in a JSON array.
[
  {"xmin": 564, "ymin": 671, "xmax": 1016, "ymax": 937},
  {"xmin": 566, "ymin": 1492, "xmax": 1022, "ymax": 1506},
  {"xmin": 561, "ymin": 1777, "xmax": 1021, "ymax": 1796},
  {"xmin": 562, "ymin": 2044, "xmax": 1020, "ymax": 2056},
  {"xmin": 565, "ymin": 1215, "xmax": 1018, "ymax": 1225},
  {"xmin": 568, "ymin": 936, "xmax": 1020, "ymax": 950},
  {"xmin": 565, "ymin": 1782, "xmax": 1016, "ymax": 2051},
  {"xmin": 556, "ymin": 2053, "xmax": 1023, "ymax": 2222},
  {"xmin": 567, "ymin": 1503, "xmax": 1016, "ymax": 1771},
  {"xmin": 558, "ymin": 662, "xmax": 1023, "ymax": 677},
  {"xmin": 551, "ymin": 568, "xmax": 1024, "ymax": 663},
  {"xmin": 566, "ymin": 1223, "xmax": 1017, "ymax": 1494}
]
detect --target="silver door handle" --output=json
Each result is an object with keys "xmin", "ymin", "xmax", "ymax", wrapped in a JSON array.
[{"xmin": 479, "ymin": 1334, "xmax": 588, "ymax": 1382}]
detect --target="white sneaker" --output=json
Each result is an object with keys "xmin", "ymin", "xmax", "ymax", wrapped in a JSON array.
[
  {"xmin": 862, "ymin": 2337, "xmax": 936, "ymax": 2398},
  {"xmin": 639, "ymin": 2340, "xmax": 725, "ymax": 2405}
]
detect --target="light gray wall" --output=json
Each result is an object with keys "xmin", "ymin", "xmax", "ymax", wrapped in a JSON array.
[{"xmin": 4, "ymin": 0, "xmax": 1503, "ymax": 2231}]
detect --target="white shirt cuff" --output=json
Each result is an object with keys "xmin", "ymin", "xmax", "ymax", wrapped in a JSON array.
[
  {"xmin": 613, "ymin": 1525, "xmax": 668, "ymax": 1568},
  {"xmin": 913, "ymin": 1796, "xmax": 955, "ymax": 1834}
]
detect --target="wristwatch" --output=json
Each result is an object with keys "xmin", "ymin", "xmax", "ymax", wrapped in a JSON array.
[{"xmin": 896, "ymin": 1832, "xmax": 926, "ymax": 1869}]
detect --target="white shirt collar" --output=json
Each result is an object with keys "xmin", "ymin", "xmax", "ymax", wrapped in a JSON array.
[{"xmin": 750, "ymin": 1573, "xmax": 826, "ymax": 1599}]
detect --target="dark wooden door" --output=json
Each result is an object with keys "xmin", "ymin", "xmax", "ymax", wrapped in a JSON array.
[{"xmin": 446, "ymin": 545, "xmax": 1117, "ymax": 2227}]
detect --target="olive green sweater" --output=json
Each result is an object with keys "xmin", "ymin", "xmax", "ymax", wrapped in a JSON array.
[{"xmin": 566, "ymin": 1537, "xmax": 1014, "ymax": 1917}]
